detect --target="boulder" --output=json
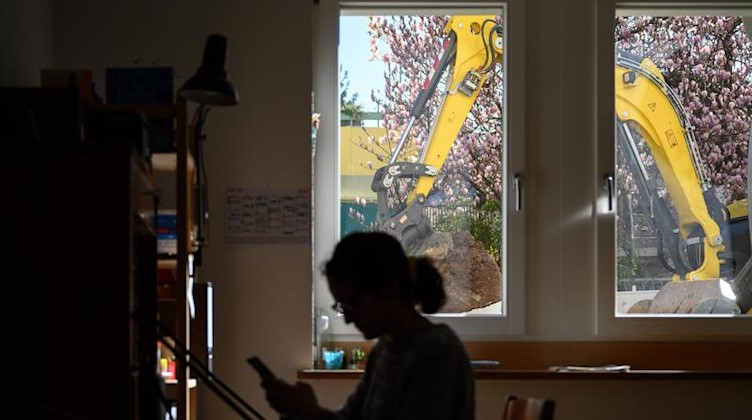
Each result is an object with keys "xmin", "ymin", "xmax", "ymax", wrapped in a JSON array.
[{"xmin": 415, "ymin": 230, "xmax": 501, "ymax": 313}]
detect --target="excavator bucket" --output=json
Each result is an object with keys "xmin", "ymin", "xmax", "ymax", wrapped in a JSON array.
[{"xmin": 630, "ymin": 279, "xmax": 741, "ymax": 314}]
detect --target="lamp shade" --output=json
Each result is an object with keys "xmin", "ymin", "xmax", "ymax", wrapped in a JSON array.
[{"xmin": 179, "ymin": 34, "xmax": 239, "ymax": 106}]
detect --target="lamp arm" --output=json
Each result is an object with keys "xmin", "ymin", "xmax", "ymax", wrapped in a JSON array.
[
  {"xmin": 135, "ymin": 310, "xmax": 266, "ymax": 420},
  {"xmin": 192, "ymin": 104, "xmax": 210, "ymax": 263},
  {"xmin": 157, "ymin": 333, "xmax": 265, "ymax": 420}
]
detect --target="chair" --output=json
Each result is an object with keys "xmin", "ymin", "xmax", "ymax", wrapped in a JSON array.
[{"xmin": 502, "ymin": 395, "xmax": 555, "ymax": 420}]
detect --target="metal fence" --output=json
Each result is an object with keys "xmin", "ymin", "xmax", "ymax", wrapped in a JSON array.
[{"xmin": 423, "ymin": 205, "xmax": 496, "ymax": 230}]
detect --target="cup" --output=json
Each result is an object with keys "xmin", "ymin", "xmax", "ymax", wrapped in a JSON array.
[{"xmin": 322, "ymin": 347, "xmax": 345, "ymax": 370}]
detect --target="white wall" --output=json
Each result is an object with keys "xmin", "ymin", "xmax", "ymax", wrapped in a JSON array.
[
  {"xmin": 41, "ymin": 0, "xmax": 752, "ymax": 419},
  {"xmin": 0, "ymin": 0, "xmax": 53, "ymax": 87}
]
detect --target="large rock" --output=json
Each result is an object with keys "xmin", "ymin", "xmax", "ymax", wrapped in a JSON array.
[
  {"xmin": 637, "ymin": 279, "xmax": 740, "ymax": 314},
  {"xmin": 414, "ymin": 231, "xmax": 501, "ymax": 313}
]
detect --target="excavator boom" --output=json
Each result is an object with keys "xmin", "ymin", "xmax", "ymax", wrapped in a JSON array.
[
  {"xmin": 615, "ymin": 49, "xmax": 751, "ymax": 313},
  {"xmin": 371, "ymin": 15, "xmax": 503, "ymax": 252},
  {"xmin": 615, "ymin": 49, "xmax": 725, "ymax": 281}
]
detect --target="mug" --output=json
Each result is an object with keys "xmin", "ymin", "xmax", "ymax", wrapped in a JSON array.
[{"xmin": 322, "ymin": 347, "xmax": 345, "ymax": 369}]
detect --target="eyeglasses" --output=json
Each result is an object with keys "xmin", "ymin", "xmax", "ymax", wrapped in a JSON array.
[
  {"xmin": 331, "ymin": 300, "xmax": 354, "ymax": 315},
  {"xmin": 331, "ymin": 291, "xmax": 362, "ymax": 315}
]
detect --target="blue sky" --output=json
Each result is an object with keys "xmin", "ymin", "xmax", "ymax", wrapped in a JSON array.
[{"xmin": 339, "ymin": 16, "xmax": 386, "ymax": 112}]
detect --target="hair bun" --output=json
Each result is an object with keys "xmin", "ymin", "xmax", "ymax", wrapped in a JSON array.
[{"xmin": 410, "ymin": 256, "xmax": 446, "ymax": 313}]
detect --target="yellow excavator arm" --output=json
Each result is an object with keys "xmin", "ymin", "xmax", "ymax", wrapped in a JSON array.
[
  {"xmin": 614, "ymin": 49, "xmax": 752, "ymax": 314},
  {"xmin": 408, "ymin": 16, "xmax": 503, "ymax": 202},
  {"xmin": 371, "ymin": 15, "xmax": 503, "ymax": 251},
  {"xmin": 615, "ymin": 49, "xmax": 726, "ymax": 281}
]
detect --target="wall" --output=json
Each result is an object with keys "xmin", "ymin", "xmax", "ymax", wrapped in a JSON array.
[
  {"xmin": 312, "ymin": 377, "xmax": 750, "ymax": 420},
  {"xmin": 0, "ymin": 0, "xmax": 53, "ymax": 86},
  {"xmin": 37, "ymin": 0, "xmax": 752, "ymax": 419}
]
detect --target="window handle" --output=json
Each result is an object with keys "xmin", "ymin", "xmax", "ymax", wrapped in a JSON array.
[
  {"xmin": 513, "ymin": 173, "xmax": 523, "ymax": 211},
  {"xmin": 604, "ymin": 174, "xmax": 615, "ymax": 211}
]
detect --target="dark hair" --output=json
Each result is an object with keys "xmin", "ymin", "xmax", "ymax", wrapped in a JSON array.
[{"xmin": 324, "ymin": 231, "xmax": 446, "ymax": 313}]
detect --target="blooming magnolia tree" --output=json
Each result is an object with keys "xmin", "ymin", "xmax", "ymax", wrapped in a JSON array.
[
  {"xmin": 615, "ymin": 15, "xmax": 752, "ymax": 204},
  {"xmin": 362, "ymin": 15, "xmax": 504, "ymax": 208}
]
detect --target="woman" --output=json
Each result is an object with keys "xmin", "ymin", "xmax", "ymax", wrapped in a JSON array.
[{"xmin": 261, "ymin": 231, "xmax": 475, "ymax": 420}]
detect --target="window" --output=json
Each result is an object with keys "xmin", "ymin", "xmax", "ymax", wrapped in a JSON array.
[
  {"xmin": 313, "ymin": 1, "xmax": 525, "ymax": 340},
  {"xmin": 315, "ymin": 0, "xmax": 750, "ymax": 347},
  {"xmin": 612, "ymin": 8, "xmax": 752, "ymax": 318},
  {"xmin": 339, "ymin": 13, "xmax": 505, "ymax": 315}
]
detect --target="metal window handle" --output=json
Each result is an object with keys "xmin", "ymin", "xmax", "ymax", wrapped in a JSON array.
[
  {"xmin": 513, "ymin": 173, "xmax": 523, "ymax": 211},
  {"xmin": 604, "ymin": 174, "xmax": 615, "ymax": 211}
]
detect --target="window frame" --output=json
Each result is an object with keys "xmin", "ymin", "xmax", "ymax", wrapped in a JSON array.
[
  {"xmin": 313, "ymin": 0, "xmax": 527, "ymax": 341},
  {"xmin": 596, "ymin": 0, "xmax": 752, "ymax": 337},
  {"xmin": 315, "ymin": 0, "xmax": 752, "ymax": 346}
]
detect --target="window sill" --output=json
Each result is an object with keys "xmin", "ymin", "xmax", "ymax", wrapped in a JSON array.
[
  {"xmin": 314, "ymin": 340, "xmax": 752, "ymax": 376},
  {"xmin": 298, "ymin": 369, "xmax": 752, "ymax": 381}
]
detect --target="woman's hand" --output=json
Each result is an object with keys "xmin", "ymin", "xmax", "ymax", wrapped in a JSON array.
[{"xmin": 261, "ymin": 378, "xmax": 325, "ymax": 420}]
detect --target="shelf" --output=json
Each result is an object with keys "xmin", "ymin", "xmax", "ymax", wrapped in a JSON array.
[
  {"xmin": 152, "ymin": 152, "xmax": 195, "ymax": 173},
  {"xmin": 148, "ymin": 98, "xmax": 191, "ymax": 420},
  {"xmin": 2, "ymin": 145, "xmax": 160, "ymax": 417},
  {"xmin": 165, "ymin": 378, "xmax": 197, "ymax": 389},
  {"xmin": 158, "ymin": 259, "xmax": 178, "ymax": 268},
  {"xmin": 158, "ymin": 258, "xmax": 178, "ymax": 301},
  {"xmin": 158, "ymin": 282, "xmax": 180, "ymax": 301},
  {"xmin": 152, "ymin": 153, "xmax": 177, "ymax": 171}
]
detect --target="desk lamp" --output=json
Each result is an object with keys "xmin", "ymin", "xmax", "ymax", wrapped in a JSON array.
[{"xmin": 178, "ymin": 34, "xmax": 239, "ymax": 265}]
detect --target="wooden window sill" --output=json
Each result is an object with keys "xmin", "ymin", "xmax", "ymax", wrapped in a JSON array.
[
  {"xmin": 298, "ymin": 369, "xmax": 752, "ymax": 381},
  {"xmin": 307, "ymin": 341, "xmax": 752, "ymax": 381}
]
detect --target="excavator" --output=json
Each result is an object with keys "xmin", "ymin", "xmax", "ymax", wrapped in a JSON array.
[
  {"xmin": 369, "ymin": 15, "xmax": 752, "ymax": 314},
  {"xmin": 615, "ymin": 49, "xmax": 752, "ymax": 314},
  {"xmin": 370, "ymin": 15, "xmax": 503, "ymax": 253}
]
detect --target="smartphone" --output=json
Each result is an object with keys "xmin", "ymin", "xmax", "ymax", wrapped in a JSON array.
[{"xmin": 247, "ymin": 356, "xmax": 276, "ymax": 380}]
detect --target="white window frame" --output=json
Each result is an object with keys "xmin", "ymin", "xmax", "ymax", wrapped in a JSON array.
[
  {"xmin": 313, "ymin": 0, "xmax": 526, "ymax": 341},
  {"xmin": 595, "ymin": 0, "xmax": 752, "ymax": 337}
]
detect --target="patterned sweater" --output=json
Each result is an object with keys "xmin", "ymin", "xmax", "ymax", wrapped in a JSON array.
[{"xmin": 332, "ymin": 324, "xmax": 475, "ymax": 420}]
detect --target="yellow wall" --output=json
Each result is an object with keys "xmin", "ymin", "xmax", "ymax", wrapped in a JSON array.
[
  {"xmin": 339, "ymin": 125, "xmax": 385, "ymax": 200},
  {"xmin": 339, "ymin": 125, "xmax": 386, "ymax": 176}
]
